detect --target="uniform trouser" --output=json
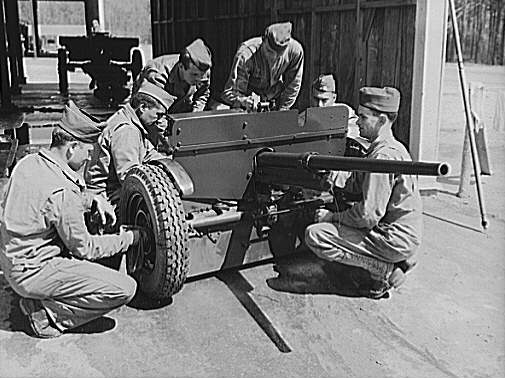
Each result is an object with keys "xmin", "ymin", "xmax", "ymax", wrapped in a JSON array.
[
  {"xmin": 305, "ymin": 222, "xmax": 395, "ymax": 280},
  {"xmin": 6, "ymin": 256, "xmax": 137, "ymax": 332}
]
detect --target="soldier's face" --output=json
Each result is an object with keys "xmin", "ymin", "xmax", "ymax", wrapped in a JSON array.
[
  {"xmin": 357, "ymin": 105, "xmax": 381, "ymax": 140},
  {"xmin": 311, "ymin": 92, "xmax": 336, "ymax": 107},
  {"xmin": 182, "ymin": 62, "xmax": 208, "ymax": 85},
  {"xmin": 68, "ymin": 141, "xmax": 93, "ymax": 171},
  {"xmin": 139, "ymin": 103, "xmax": 167, "ymax": 129}
]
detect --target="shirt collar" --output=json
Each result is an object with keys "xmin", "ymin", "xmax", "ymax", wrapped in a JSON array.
[
  {"xmin": 122, "ymin": 103, "xmax": 148, "ymax": 136},
  {"xmin": 368, "ymin": 129, "xmax": 395, "ymax": 152},
  {"xmin": 168, "ymin": 62, "xmax": 183, "ymax": 85},
  {"xmin": 38, "ymin": 148, "xmax": 86, "ymax": 189}
]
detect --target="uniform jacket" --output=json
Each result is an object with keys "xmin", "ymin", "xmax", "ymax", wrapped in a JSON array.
[
  {"xmin": 0, "ymin": 149, "xmax": 132, "ymax": 272},
  {"xmin": 134, "ymin": 55, "xmax": 210, "ymax": 113},
  {"xmin": 335, "ymin": 131, "xmax": 423, "ymax": 257},
  {"xmin": 221, "ymin": 37, "xmax": 304, "ymax": 110},
  {"xmin": 85, "ymin": 104, "xmax": 164, "ymax": 204}
]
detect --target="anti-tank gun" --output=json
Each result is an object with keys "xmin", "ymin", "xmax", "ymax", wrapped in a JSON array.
[{"xmin": 119, "ymin": 106, "xmax": 450, "ymax": 301}]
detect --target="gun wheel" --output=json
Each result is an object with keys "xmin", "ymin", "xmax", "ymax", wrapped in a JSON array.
[{"xmin": 121, "ymin": 164, "xmax": 189, "ymax": 300}]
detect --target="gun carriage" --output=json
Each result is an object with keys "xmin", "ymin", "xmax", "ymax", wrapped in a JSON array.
[
  {"xmin": 119, "ymin": 105, "xmax": 449, "ymax": 301},
  {"xmin": 58, "ymin": 33, "xmax": 144, "ymax": 104}
]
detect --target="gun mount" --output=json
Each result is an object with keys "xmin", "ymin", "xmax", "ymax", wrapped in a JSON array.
[{"xmin": 120, "ymin": 105, "xmax": 450, "ymax": 302}]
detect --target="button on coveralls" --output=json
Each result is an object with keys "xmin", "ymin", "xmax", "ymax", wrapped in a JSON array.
[
  {"xmin": 0, "ymin": 149, "xmax": 136, "ymax": 332},
  {"xmin": 305, "ymin": 133, "xmax": 423, "ymax": 279}
]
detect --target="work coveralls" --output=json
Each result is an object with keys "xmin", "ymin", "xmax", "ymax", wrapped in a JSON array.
[
  {"xmin": 133, "ymin": 55, "xmax": 210, "ymax": 113},
  {"xmin": 85, "ymin": 103, "xmax": 165, "ymax": 207},
  {"xmin": 221, "ymin": 37, "xmax": 304, "ymax": 110},
  {"xmin": 305, "ymin": 131, "xmax": 423, "ymax": 279},
  {"xmin": 0, "ymin": 150, "xmax": 136, "ymax": 332}
]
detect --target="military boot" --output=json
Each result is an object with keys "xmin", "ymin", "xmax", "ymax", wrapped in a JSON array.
[{"xmin": 19, "ymin": 298, "xmax": 62, "ymax": 339}]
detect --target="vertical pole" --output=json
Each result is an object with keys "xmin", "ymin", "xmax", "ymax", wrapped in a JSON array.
[
  {"xmin": 84, "ymin": 0, "xmax": 99, "ymax": 36},
  {"xmin": 97, "ymin": 0, "xmax": 105, "ymax": 31},
  {"xmin": 11, "ymin": 0, "xmax": 25, "ymax": 84},
  {"xmin": 0, "ymin": 0, "xmax": 13, "ymax": 109},
  {"xmin": 448, "ymin": 0, "xmax": 488, "ymax": 229},
  {"xmin": 31, "ymin": 0, "xmax": 40, "ymax": 57},
  {"xmin": 5, "ymin": 0, "xmax": 23, "ymax": 92}
]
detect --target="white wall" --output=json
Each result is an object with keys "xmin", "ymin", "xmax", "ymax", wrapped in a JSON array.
[{"xmin": 410, "ymin": 0, "xmax": 448, "ymax": 189}]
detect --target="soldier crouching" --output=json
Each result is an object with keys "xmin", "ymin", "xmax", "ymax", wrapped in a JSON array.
[
  {"xmin": 305, "ymin": 86, "xmax": 420, "ymax": 299},
  {"xmin": 0, "ymin": 103, "xmax": 145, "ymax": 338}
]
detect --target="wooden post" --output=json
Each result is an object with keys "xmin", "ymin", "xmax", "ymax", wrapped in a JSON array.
[
  {"xmin": 4, "ymin": 0, "xmax": 23, "ymax": 92},
  {"xmin": 410, "ymin": 0, "xmax": 447, "ymax": 189},
  {"xmin": 31, "ymin": 0, "xmax": 40, "ymax": 57},
  {"xmin": 0, "ymin": 0, "xmax": 13, "ymax": 109},
  {"xmin": 84, "ymin": 0, "xmax": 99, "ymax": 36}
]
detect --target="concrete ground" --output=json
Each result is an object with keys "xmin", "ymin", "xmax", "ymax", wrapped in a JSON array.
[{"xmin": 0, "ymin": 61, "xmax": 504, "ymax": 378}]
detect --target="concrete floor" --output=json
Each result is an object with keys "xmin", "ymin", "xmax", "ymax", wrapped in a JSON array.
[{"xmin": 0, "ymin": 62, "xmax": 504, "ymax": 378}]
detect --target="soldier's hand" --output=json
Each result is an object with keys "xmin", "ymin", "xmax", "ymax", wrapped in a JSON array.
[
  {"xmin": 146, "ymin": 71, "xmax": 167, "ymax": 88},
  {"xmin": 314, "ymin": 208, "xmax": 334, "ymax": 223},
  {"xmin": 92, "ymin": 195, "xmax": 116, "ymax": 226},
  {"xmin": 239, "ymin": 96, "xmax": 255, "ymax": 112}
]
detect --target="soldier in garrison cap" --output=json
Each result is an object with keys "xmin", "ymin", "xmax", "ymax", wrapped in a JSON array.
[
  {"xmin": 311, "ymin": 74, "xmax": 369, "ymax": 153},
  {"xmin": 86, "ymin": 81, "xmax": 175, "ymax": 212},
  {"xmin": 311, "ymin": 74, "xmax": 370, "ymax": 189},
  {"xmin": 305, "ymin": 86, "xmax": 422, "ymax": 299},
  {"xmin": 221, "ymin": 22, "xmax": 304, "ymax": 112},
  {"xmin": 133, "ymin": 38, "xmax": 212, "ymax": 113},
  {"xmin": 0, "ymin": 101, "xmax": 147, "ymax": 338}
]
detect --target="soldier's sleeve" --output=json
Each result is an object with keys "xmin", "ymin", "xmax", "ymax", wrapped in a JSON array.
[
  {"xmin": 221, "ymin": 48, "xmax": 251, "ymax": 108},
  {"xmin": 110, "ymin": 125, "xmax": 143, "ymax": 183},
  {"xmin": 277, "ymin": 44, "xmax": 304, "ymax": 110},
  {"xmin": 49, "ymin": 188, "xmax": 132, "ymax": 260},
  {"xmin": 192, "ymin": 75, "xmax": 211, "ymax": 112},
  {"xmin": 141, "ymin": 58, "xmax": 170, "ymax": 88},
  {"xmin": 336, "ymin": 162, "xmax": 394, "ymax": 229}
]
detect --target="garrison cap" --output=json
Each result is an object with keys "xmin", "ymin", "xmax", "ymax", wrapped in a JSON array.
[
  {"xmin": 186, "ymin": 38, "xmax": 212, "ymax": 71},
  {"xmin": 359, "ymin": 86, "xmax": 401, "ymax": 113},
  {"xmin": 137, "ymin": 80, "xmax": 176, "ymax": 111},
  {"xmin": 58, "ymin": 100, "xmax": 103, "ymax": 143},
  {"xmin": 264, "ymin": 22, "xmax": 292, "ymax": 52},
  {"xmin": 312, "ymin": 74, "xmax": 336, "ymax": 99}
]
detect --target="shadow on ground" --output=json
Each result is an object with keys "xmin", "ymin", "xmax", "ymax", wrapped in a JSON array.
[{"xmin": 264, "ymin": 251, "xmax": 368, "ymax": 298}]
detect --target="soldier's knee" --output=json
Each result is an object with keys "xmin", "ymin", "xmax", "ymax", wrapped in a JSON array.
[
  {"xmin": 304, "ymin": 223, "xmax": 320, "ymax": 246},
  {"xmin": 122, "ymin": 275, "xmax": 137, "ymax": 303}
]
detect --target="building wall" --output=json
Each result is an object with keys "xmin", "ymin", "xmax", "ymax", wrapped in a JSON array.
[{"xmin": 151, "ymin": 0, "xmax": 417, "ymax": 146}]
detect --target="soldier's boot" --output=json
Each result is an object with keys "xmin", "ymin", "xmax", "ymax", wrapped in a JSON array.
[
  {"xmin": 396, "ymin": 257, "xmax": 417, "ymax": 274},
  {"xmin": 19, "ymin": 298, "xmax": 62, "ymax": 339}
]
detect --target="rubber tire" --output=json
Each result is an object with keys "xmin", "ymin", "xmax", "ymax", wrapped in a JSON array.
[
  {"xmin": 121, "ymin": 164, "xmax": 189, "ymax": 300},
  {"xmin": 131, "ymin": 48, "xmax": 144, "ymax": 82}
]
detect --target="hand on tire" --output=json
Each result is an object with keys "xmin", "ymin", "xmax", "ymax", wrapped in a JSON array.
[{"xmin": 122, "ymin": 225, "xmax": 154, "ymax": 249}]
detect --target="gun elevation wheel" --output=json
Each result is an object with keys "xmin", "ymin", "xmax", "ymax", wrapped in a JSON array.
[{"xmin": 121, "ymin": 164, "xmax": 189, "ymax": 300}]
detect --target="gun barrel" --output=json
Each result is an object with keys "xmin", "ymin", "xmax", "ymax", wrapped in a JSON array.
[{"xmin": 256, "ymin": 151, "xmax": 450, "ymax": 176}]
